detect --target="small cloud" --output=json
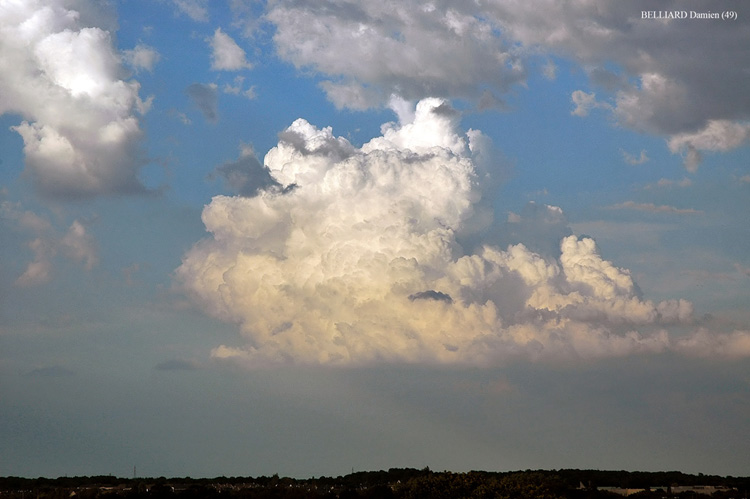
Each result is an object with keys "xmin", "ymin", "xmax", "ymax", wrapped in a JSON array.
[
  {"xmin": 211, "ymin": 345, "xmax": 247, "ymax": 360},
  {"xmin": 123, "ymin": 43, "xmax": 160, "ymax": 73},
  {"xmin": 408, "ymin": 290, "xmax": 453, "ymax": 304},
  {"xmin": 15, "ymin": 238, "xmax": 54, "ymax": 287},
  {"xmin": 222, "ymin": 76, "xmax": 257, "ymax": 100},
  {"xmin": 0, "ymin": 201, "xmax": 52, "ymax": 233},
  {"xmin": 171, "ymin": 0, "xmax": 208, "ymax": 22},
  {"xmin": 5, "ymin": 206, "xmax": 98, "ymax": 286},
  {"xmin": 223, "ymin": 76, "xmax": 244, "ymax": 94},
  {"xmin": 168, "ymin": 109, "xmax": 192, "ymax": 125},
  {"xmin": 26, "ymin": 366, "xmax": 75, "ymax": 377},
  {"xmin": 155, "ymin": 359, "xmax": 202, "ymax": 371},
  {"xmin": 646, "ymin": 177, "xmax": 692, "ymax": 190},
  {"xmin": 186, "ymin": 83, "xmax": 218, "ymax": 123},
  {"xmin": 571, "ymin": 90, "xmax": 611, "ymax": 117},
  {"xmin": 668, "ymin": 120, "xmax": 750, "ymax": 172},
  {"xmin": 61, "ymin": 220, "xmax": 98, "ymax": 271},
  {"xmin": 608, "ymin": 201, "xmax": 702, "ymax": 215},
  {"xmin": 542, "ymin": 60, "xmax": 557, "ymax": 81},
  {"xmin": 209, "ymin": 28, "xmax": 252, "ymax": 71},
  {"xmin": 739, "ymin": 175, "xmax": 750, "ymax": 184},
  {"xmin": 243, "ymin": 86, "xmax": 257, "ymax": 100},
  {"xmin": 621, "ymin": 149, "xmax": 649, "ymax": 165}
]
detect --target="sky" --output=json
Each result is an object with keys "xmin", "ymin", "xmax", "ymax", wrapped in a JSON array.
[{"xmin": 1, "ymin": 0, "xmax": 750, "ymax": 479}]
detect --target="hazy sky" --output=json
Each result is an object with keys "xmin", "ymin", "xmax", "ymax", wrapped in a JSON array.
[{"xmin": 1, "ymin": 0, "xmax": 750, "ymax": 479}]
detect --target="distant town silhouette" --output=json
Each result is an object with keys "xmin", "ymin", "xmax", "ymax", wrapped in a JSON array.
[{"xmin": 2, "ymin": 469, "xmax": 749, "ymax": 499}]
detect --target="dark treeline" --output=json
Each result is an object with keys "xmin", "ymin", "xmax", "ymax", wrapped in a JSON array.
[{"xmin": 2, "ymin": 469, "xmax": 749, "ymax": 499}]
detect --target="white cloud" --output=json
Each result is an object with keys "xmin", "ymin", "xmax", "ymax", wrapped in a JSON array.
[
  {"xmin": 123, "ymin": 43, "xmax": 160, "ymax": 73},
  {"xmin": 171, "ymin": 0, "xmax": 208, "ymax": 22},
  {"xmin": 0, "ymin": 0, "xmax": 150, "ymax": 199},
  {"xmin": 176, "ymin": 98, "xmax": 737, "ymax": 367},
  {"xmin": 222, "ymin": 76, "xmax": 256, "ymax": 99},
  {"xmin": 209, "ymin": 28, "xmax": 252, "ymax": 71}
]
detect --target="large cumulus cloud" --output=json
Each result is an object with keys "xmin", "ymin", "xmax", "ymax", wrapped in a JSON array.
[
  {"xmin": 0, "ymin": 0, "xmax": 151, "ymax": 199},
  {"xmin": 263, "ymin": 0, "xmax": 750, "ymax": 167},
  {"xmin": 175, "ymin": 98, "xmax": 741, "ymax": 366}
]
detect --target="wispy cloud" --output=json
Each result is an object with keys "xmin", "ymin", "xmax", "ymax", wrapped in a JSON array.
[
  {"xmin": 645, "ymin": 178, "xmax": 692, "ymax": 190},
  {"xmin": 621, "ymin": 149, "xmax": 649, "ymax": 165},
  {"xmin": 2, "ymin": 202, "xmax": 99, "ymax": 286},
  {"xmin": 171, "ymin": 0, "xmax": 208, "ymax": 22},
  {"xmin": 607, "ymin": 201, "xmax": 702, "ymax": 215},
  {"xmin": 222, "ymin": 76, "xmax": 257, "ymax": 99}
]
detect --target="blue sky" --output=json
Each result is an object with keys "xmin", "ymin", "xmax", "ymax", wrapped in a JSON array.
[{"xmin": 1, "ymin": 0, "xmax": 750, "ymax": 478}]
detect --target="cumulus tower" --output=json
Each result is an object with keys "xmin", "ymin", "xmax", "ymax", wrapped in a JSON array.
[{"xmin": 177, "ymin": 98, "xmax": 693, "ymax": 366}]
